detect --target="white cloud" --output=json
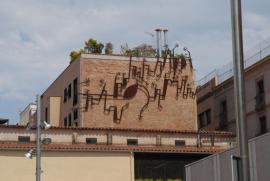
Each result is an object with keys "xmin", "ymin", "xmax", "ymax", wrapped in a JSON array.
[{"xmin": 0, "ymin": 0, "xmax": 269, "ymax": 123}]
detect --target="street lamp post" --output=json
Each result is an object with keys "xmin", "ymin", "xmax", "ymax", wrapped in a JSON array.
[
  {"xmin": 36, "ymin": 95, "xmax": 41, "ymax": 181},
  {"xmin": 230, "ymin": 0, "xmax": 250, "ymax": 181},
  {"xmin": 25, "ymin": 95, "xmax": 51, "ymax": 181}
]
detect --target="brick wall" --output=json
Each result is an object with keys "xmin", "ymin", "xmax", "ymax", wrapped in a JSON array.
[{"xmin": 80, "ymin": 55, "xmax": 197, "ymax": 131}]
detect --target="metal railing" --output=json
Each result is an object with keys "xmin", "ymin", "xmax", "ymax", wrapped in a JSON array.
[{"xmin": 197, "ymin": 38, "xmax": 270, "ymax": 86}]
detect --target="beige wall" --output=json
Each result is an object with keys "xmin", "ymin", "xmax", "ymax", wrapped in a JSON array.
[
  {"xmin": 0, "ymin": 150, "xmax": 133, "ymax": 181},
  {"xmin": 49, "ymin": 97, "xmax": 61, "ymax": 126},
  {"xmin": 41, "ymin": 57, "xmax": 80, "ymax": 127}
]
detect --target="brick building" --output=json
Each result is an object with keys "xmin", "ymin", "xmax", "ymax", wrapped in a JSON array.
[{"xmin": 41, "ymin": 53, "xmax": 197, "ymax": 130}]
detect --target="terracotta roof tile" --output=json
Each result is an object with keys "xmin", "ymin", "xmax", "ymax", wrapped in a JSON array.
[
  {"xmin": 0, "ymin": 125, "xmax": 235, "ymax": 137},
  {"xmin": 0, "ymin": 142, "xmax": 225, "ymax": 154}
]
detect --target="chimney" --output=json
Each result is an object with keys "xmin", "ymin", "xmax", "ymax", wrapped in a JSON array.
[
  {"xmin": 163, "ymin": 29, "xmax": 168, "ymax": 50},
  {"xmin": 155, "ymin": 28, "xmax": 162, "ymax": 58}
]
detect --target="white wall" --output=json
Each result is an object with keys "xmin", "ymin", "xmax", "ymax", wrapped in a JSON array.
[{"xmin": 185, "ymin": 132, "xmax": 270, "ymax": 181}]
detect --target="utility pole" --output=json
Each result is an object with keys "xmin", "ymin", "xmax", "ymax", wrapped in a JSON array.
[
  {"xmin": 230, "ymin": 0, "xmax": 250, "ymax": 181},
  {"xmin": 36, "ymin": 95, "xmax": 41, "ymax": 181}
]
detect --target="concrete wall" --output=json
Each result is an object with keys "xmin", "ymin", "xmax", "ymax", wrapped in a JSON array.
[
  {"xmin": 0, "ymin": 150, "xmax": 133, "ymax": 181},
  {"xmin": 185, "ymin": 132, "xmax": 270, "ymax": 181}
]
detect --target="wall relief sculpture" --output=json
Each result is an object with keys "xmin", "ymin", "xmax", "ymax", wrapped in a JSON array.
[{"xmin": 81, "ymin": 47, "xmax": 197, "ymax": 123}]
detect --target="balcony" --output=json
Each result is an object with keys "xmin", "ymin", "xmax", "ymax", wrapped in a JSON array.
[{"xmin": 255, "ymin": 93, "xmax": 265, "ymax": 111}]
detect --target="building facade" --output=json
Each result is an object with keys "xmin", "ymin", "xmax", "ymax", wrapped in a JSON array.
[
  {"xmin": 19, "ymin": 103, "xmax": 37, "ymax": 126},
  {"xmin": 41, "ymin": 53, "xmax": 197, "ymax": 131},
  {"xmin": 0, "ymin": 125, "xmax": 234, "ymax": 181},
  {"xmin": 8, "ymin": 51, "xmax": 237, "ymax": 180},
  {"xmin": 197, "ymin": 55, "xmax": 270, "ymax": 138}
]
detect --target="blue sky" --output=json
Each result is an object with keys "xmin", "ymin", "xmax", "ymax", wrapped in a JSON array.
[{"xmin": 0, "ymin": 0, "xmax": 270, "ymax": 124}]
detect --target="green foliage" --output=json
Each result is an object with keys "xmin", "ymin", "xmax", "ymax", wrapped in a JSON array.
[
  {"xmin": 69, "ymin": 49, "xmax": 83, "ymax": 64},
  {"xmin": 120, "ymin": 43, "xmax": 156, "ymax": 57},
  {"xmin": 120, "ymin": 43, "xmax": 132, "ymax": 56},
  {"xmin": 105, "ymin": 42, "xmax": 113, "ymax": 54},
  {"xmin": 175, "ymin": 53, "xmax": 185, "ymax": 59},
  {"xmin": 133, "ymin": 43, "xmax": 156, "ymax": 57},
  {"xmin": 135, "ymin": 179, "xmax": 183, "ymax": 181},
  {"xmin": 84, "ymin": 38, "xmax": 104, "ymax": 54},
  {"xmin": 69, "ymin": 38, "xmax": 107, "ymax": 63}
]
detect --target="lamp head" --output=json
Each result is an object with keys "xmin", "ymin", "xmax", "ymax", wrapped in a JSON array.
[
  {"xmin": 43, "ymin": 121, "xmax": 51, "ymax": 130},
  {"xmin": 25, "ymin": 149, "xmax": 33, "ymax": 159}
]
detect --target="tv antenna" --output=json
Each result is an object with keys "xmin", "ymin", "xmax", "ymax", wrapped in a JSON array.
[{"xmin": 144, "ymin": 32, "xmax": 155, "ymax": 48}]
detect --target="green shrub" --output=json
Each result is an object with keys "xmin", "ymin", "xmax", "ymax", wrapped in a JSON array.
[{"xmin": 135, "ymin": 178, "xmax": 183, "ymax": 181}]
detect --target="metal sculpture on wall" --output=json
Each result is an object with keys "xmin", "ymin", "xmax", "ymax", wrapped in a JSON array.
[{"xmin": 81, "ymin": 47, "xmax": 197, "ymax": 123}]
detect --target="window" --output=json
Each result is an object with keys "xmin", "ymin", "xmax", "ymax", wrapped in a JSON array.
[
  {"xmin": 255, "ymin": 79, "xmax": 265, "ymax": 111},
  {"xmin": 73, "ymin": 108, "xmax": 78, "ymax": 120},
  {"xmin": 45, "ymin": 107, "xmax": 48, "ymax": 123},
  {"xmin": 86, "ymin": 138, "xmax": 97, "ymax": 144},
  {"xmin": 259, "ymin": 116, "xmax": 267, "ymax": 135},
  {"xmin": 220, "ymin": 100, "xmax": 227, "ymax": 113},
  {"xmin": 156, "ymin": 135, "xmax": 161, "ymax": 146},
  {"xmin": 107, "ymin": 133, "xmax": 112, "ymax": 145},
  {"xmin": 198, "ymin": 109, "xmax": 211, "ymax": 129},
  {"xmin": 257, "ymin": 79, "xmax": 264, "ymax": 94},
  {"xmin": 175, "ymin": 140, "xmax": 185, "ymax": 147},
  {"xmin": 68, "ymin": 84, "xmax": 72, "ymax": 98},
  {"xmin": 127, "ymin": 139, "xmax": 138, "ymax": 145},
  {"xmin": 64, "ymin": 88, "xmax": 68, "ymax": 103},
  {"xmin": 73, "ymin": 78, "xmax": 78, "ymax": 106},
  {"xmin": 219, "ymin": 100, "xmax": 228, "ymax": 130},
  {"xmin": 198, "ymin": 112, "xmax": 205, "ymax": 128},
  {"xmin": 18, "ymin": 136, "xmax": 30, "ymax": 143},
  {"xmin": 205, "ymin": 109, "xmax": 211, "ymax": 125},
  {"xmin": 68, "ymin": 113, "xmax": 72, "ymax": 127},
  {"xmin": 64, "ymin": 117, "xmax": 67, "ymax": 127}
]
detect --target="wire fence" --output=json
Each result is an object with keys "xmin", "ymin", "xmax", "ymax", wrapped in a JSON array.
[{"xmin": 197, "ymin": 38, "xmax": 270, "ymax": 86}]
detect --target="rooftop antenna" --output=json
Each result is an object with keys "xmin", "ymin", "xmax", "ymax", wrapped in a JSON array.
[{"xmin": 144, "ymin": 32, "xmax": 155, "ymax": 49}]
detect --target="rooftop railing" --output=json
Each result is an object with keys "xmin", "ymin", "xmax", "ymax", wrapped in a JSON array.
[{"xmin": 197, "ymin": 38, "xmax": 270, "ymax": 86}]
